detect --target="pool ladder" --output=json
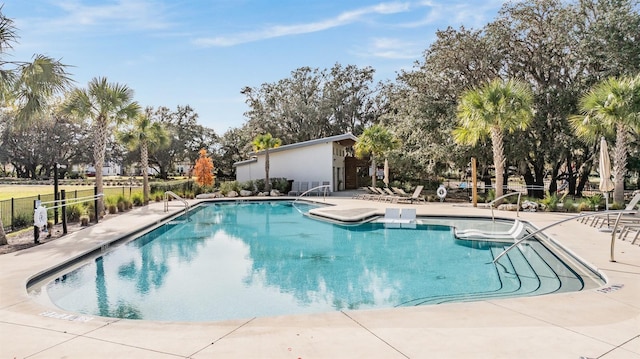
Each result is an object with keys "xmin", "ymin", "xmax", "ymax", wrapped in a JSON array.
[
  {"xmin": 164, "ymin": 191, "xmax": 190, "ymax": 216},
  {"xmin": 292, "ymin": 184, "xmax": 331, "ymax": 214}
]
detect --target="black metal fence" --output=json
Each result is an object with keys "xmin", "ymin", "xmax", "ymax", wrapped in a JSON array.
[{"xmin": 1, "ymin": 181, "xmax": 196, "ymax": 234}]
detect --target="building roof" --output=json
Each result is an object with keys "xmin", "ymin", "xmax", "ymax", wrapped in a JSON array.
[{"xmin": 233, "ymin": 133, "xmax": 358, "ymax": 167}]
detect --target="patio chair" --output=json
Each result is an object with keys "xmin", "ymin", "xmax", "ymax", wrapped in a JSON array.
[
  {"xmin": 322, "ymin": 181, "xmax": 330, "ymax": 196},
  {"xmin": 585, "ymin": 193, "xmax": 640, "ymax": 228},
  {"xmin": 299, "ymin": 182, "xmax": 309, "ymax": 196},
  {"xmin": 398, "ymin": 185, "xmax": 425, "ymax": 203},
  {"xmin": 455, "ymin": 220, "xmax": 524, "ymax": 239},
  {"xmin": 400, "ymin": 208, "xmax": 417, "ymax": 228},
  {"xmin": 311, "ymin": 181, "xmax": 320, "ymax": 196},
  {"xmin": 380, "ymin": 207, "xmax": 402, "ymax": 228},
  {"xmin": 288, "ymin": 181, "xmax": 300, "ymax": 196},
  {"xmin": 392, "ymin": 187, "xmax": 409, "ymax": 197}
]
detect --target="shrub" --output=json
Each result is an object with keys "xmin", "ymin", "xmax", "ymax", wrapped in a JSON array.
[
  {"xmin": 584, "ymin": 194, "xmax": 603, "ymax": 211},
  {"xmin": 271, "ymin": 177, "xmax": 289, "ymax": 193},
  {"xmin": 254, "ymin": 179, "xmax": 265, "ymax": 192},
  {"xmin": 241, "ymin": 180, "xmax": 255, "ymax": 191},
  {"xmin": 609, "ymin": 201, "xmax": 624, "ymax": 210},
  {"xmin": 540, "ymin": 192, "xmax": 564, "ymax": 212},
  {"xmin": 12, "ymin": 212, "xmax": 31, "ymax": 229},
  {"xmin": 219, "ymin": 181, "xmax": 240, "ymax": 195},
  {"xmin": 66, "ymin": 203, "xmax": 83, "ymax": 223},
  {"xmin": 131, "ymin": 193, "xmax": 144, "ymax": 206},
  {"xmin": 562, "ymin": 197, "xmax": 578, "ymax": 213}
]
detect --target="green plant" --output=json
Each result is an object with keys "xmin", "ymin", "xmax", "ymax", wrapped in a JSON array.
[
  {"xmin": 12, "ymin": 212, "xmax": 31, "ymax": 229},
  {"xmin": 562, "ymin": 197, "xmax": 578, "ymax": 213},
  {"xmin": 241, "ymin": 180, "xmax": 255, "ymax": 191},
  {"xmin": 254, "ymin": 179, "xmax": 265, "ymax": 192},
  {"xmin": 577, "ymin": 201, "xmax": 593, "ymax": 212},
  {"xmin": 131, "ymin": 193, "xmax": 143, "ymax": 206},
  {"xmin": 65, "ymin": 203, "xmax": 83, "ymax": 223},
  {"xmin": 485, "ymin": 189, "xmax": 496, "ymax": 203},
  {"xmin": 219, "ymin": 181, "xmax": 240, "ymax": 195},
  {"xmin": 540, "ymin": 191, "xmax": 564, "ymax": 212},
  {"xmin": 584, "ymin": 194, "xmax": 603, "ymax": 211},
  {"xmin": 609, "ymin": 201, "xmax": 624, "ymax": 210}
]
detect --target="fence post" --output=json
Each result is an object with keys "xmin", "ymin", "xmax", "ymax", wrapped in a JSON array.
[
  {"xmin": 61, "ymin": 190, "xmax": 67, "ymax": 234},
  {"xmin": 11, "ymin": 198, "xmax": 14, "ymax": 232},
  {"xmin": 94, "ymin": 186, "xmax": 99, "ymax": 224},
  {"xmin": 33, "ymin": 200, "xmax": 39, "ymax": 244},
  {"xmin": 54, "ymin": 163, "xmax": 59, "ymax": 224}
]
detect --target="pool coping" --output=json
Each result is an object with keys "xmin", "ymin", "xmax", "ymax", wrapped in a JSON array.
[{"xmin": 1, "ymin": 197, "xmax": 639, "ymax": 358}]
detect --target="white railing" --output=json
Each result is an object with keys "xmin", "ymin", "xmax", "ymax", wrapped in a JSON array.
[
  {"xmin": 164, "ymin": 191, "xmax": 190, "ymax": 216},
  {"xmin": 492, "ymin": 210, "xmax": 635, "ymax": 264},
  {"xmin": 487, "ymin": 192, "xmax": 522, "ymax": 221},
  {"xmin": 291, "ymin": 184, "xmax": 331, "ymax": 214}
]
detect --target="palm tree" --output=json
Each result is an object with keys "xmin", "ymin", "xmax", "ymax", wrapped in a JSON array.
[
  {"xmin": 354, "ymin": 124, "xmax": 400, "ymax": 188},
  {"xmin": 251, "ymin": 133, "xmax": 281, "ymax": 193},
  {"xmin": 570, "ymin": 75, "xmax": 640, "ymax": 204},
  {"xmin": 0, "ymin": 9, "xmax": 71, "ymax": 245},
  {"xmin": 118, "ymin": 112, "xmax": 170, "ymax": 205},
  {"xmin": 453, "ymin": 78, "xmax": 534, "ymax": 200},
  {"xmin": 63, "ymin": 77, "xmax": 140, "ymax": 213}
]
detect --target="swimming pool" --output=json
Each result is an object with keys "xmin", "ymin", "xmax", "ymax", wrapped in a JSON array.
[{"xmin": 30, "ymin": 200, "xmax": 603, "ymax": 322}]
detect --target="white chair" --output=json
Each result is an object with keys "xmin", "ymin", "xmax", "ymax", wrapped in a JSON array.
[{"xmin": 454, "ymin": 220, "xmax": 524, "ymax": 240}]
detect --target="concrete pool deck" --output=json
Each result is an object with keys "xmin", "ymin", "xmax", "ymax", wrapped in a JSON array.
[{"xmin": 1, "ymin": 196, "xmax": 639, "ymax": 358}]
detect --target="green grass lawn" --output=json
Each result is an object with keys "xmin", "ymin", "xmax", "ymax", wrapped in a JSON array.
[{"xmin": 0, "ymin": 185, "xmax": 144, "ymax": 201}]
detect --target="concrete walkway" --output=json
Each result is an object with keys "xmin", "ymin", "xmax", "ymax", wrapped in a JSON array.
[{"xmin": 1, "ymin": 197, "xmax": 638, "ymax": 358}]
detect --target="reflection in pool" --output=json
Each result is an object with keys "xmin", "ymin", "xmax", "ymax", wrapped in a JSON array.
[{"xmin": 33, "ymin": 201, "xmax": 601, "ymax": 321}]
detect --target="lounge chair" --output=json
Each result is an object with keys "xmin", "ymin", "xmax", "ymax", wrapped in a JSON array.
[
  {"xmin": 299, "ymin": 182, "xmax": 309, "ymax": 196},
  {"xmin": 583, "ymin": 193, "xmax": 640, "ymax": 227},
  {"xmin": 288, "ymin": 181, "xmax": 300, "ymax": 196},
  {"xmin": 310, "ymin": 181, "xmax": 320, "ymax": 196},
  {"xmin": 322, "ymin": 181, "xmax": 330, "ymax": 196},
  {"xmin": 400, "ymin": 208, "xmax": 417, "ymax": 228},
  {"xmin": 380, "ymin": 208, "xmax": 402, "ymax": 228},
  {"xmin": 372, "ymin": 187, "xmax": 397, "ymax": 202},
  {"xmin": 454, "ymin": 220, "xmax": 524, "ymax": 240},
  {"xmin": 392, "ymin": 187, "xmax": 409, "ymax": 197},
  {"xmin": 398, "ymin": 185, "xmax": 425, "ymax": 203}
]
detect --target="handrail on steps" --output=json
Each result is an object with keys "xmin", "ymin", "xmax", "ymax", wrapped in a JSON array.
[
  {"xmin": 492, "ymin": 209, "xmax": 635, "ymax": 264},
  {"xmin": 164, "ymin": 191, "xmax": 190, "ymax": 216},
  {"xmin": 292, "ymin": 184, "xmax": 331, "ymax": 213},
  {"xmin": 487, "ymin": 191, "xmax": 522, "ymax": 221}
]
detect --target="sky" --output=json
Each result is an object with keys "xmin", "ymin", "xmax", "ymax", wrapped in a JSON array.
[{"xmin": 3, "ymin": 0, "xmax": 506, "ymax": 135}]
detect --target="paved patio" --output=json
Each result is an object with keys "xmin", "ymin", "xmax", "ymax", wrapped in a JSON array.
[{"xmin": 1, "ymin": 195, "xmax": 639, "ymax": 358}]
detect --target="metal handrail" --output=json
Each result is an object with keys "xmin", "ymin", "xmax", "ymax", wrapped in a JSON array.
[
  {"xmin": 487, "ymin": 192, "xmax": 522, "ymax": 221},
  {"xmin": 291, "ymin": 184, "xmax": 331, "ymax": 214},
  {"xmin": 492, "ymin": 210, "xmax": 635, "ymax": 264},
  {"xmin": 164, "ymin": 191, "xmax": 190, "ymax": 216}
]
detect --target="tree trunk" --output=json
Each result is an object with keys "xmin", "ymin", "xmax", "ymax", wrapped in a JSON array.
[
  {"xmin": 490, "ymin": 128, "xmax": 505, "ymax": 201},
  {"xmin": 141, "ymin": 140, "xmax": 149, "ymax": 205},
  {"xmin": 613, "ymin": 123, "xmax": 628, "ymax": 204},
  {"xmin": 265, "ymin": 148, "xmax": 271, "ymax": 193},
  {"xmin": 371, "ymin": 156, "xmax": 377, "ymax": 188},
  {"xmin": 94, "ymin": 118, "xmax": 108, "ymax": 214}
]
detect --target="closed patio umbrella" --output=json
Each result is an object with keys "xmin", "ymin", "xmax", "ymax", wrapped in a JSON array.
[
  {"xmin": 599, "ymin": 137, "xmax": 614, "ymax": 210},
  {"xmin": 383, "ymin": 158, "xmax": 389, "ymax": 187}
]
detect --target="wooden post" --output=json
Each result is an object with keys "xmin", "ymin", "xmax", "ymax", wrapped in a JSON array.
[{"xmin": 472, "ymin": 157, "xmax": 478, "ymax": 207}]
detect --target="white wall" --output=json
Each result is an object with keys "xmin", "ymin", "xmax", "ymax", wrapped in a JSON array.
[{"xmin": 236, "ymin": 142, "xmax": 336, "ymax": 190}]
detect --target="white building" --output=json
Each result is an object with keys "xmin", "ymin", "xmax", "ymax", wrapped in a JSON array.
[{"xmin": 234, "ymin": 133, "xmax": 358, "ymax": 192}]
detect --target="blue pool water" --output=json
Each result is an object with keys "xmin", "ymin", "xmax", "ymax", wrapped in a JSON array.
[{"xmin": 35, "ymin": 201, "xmax": 598, "ymax": 322}]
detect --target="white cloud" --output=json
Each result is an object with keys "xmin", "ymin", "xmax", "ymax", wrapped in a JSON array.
[
  {"xmin": 193, "ymin": 1, "xmax": 413, "ymax": 47},
  {"xmin": 357, "ymin": 37, "xmax": 423, "ymax": 60},
  {"xmin": 46, "ymin": 0, "xmax": 172, "ymax": 31}
]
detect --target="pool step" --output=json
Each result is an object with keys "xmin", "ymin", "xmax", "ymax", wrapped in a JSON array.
[{"xmin": 403, "ymin": 241, "xmax": 578, "ymax": 306}]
